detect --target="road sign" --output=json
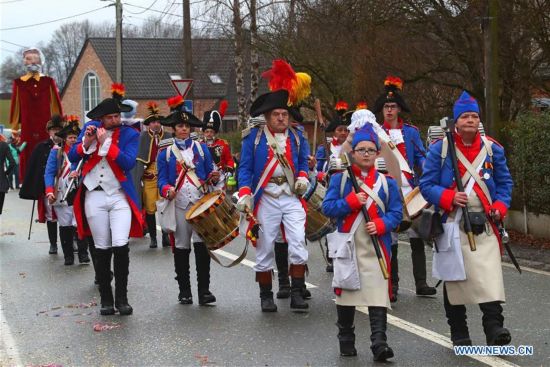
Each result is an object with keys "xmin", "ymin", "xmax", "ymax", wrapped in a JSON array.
[
  {"xmin": 183, "ymin": 100, "xmax": 193, "ymax": 114},
  {"xmin": 171, "ymin": 79, "xmax": 193, "ymax": 98}
]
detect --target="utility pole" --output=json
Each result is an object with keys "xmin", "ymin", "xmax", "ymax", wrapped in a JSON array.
[
  {"xmin": 183, "ymin": 0, "xmax": 193, "ymax": 99},
  {"xmin": 483, "ymin": 0, "xmax": 499, "ymax": 137},
  {"xmin": 115, "ymin": 0, "xmax": 123, "ymax": 83}
]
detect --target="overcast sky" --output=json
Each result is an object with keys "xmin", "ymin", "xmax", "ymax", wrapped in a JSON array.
[{"xmin": 0, "ymin": 0, "xmax": 185, "ymax": 64}]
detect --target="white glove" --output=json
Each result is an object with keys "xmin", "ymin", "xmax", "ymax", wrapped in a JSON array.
[
  {"xmin": 236, "ymin": 194, "xmax": 252, "ymax": 213},
  {"xmin": 294, "ymin": 177, "xmax": 309, "ymax": 196}
]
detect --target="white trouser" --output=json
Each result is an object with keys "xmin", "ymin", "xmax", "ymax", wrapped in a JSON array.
[
  {"xmin": 52, "ymin": 204, "xmax": 76, "ymax": 227},
  {"xmin": 254, "ymin": 193, "xmax": 307, "ymax": 272},
  {"xmin": 174, "ymin": 204, "xmax": 202, "ymax": 249},
  {"xmin": 44, "ymin": 196, "xmax": 54, "ymax": 222},
  {"xmin": 85, "ymin": 190, "xmax": 132, "ymax": 249}
]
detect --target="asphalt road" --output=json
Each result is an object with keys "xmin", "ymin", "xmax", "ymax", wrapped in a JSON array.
[{"xmin": 1, "ymin": 190, "xmax": 549, "ymax": 367}]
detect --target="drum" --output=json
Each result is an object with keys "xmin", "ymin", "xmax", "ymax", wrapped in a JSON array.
[
  {"xmin": 303, "ymin": 181, "xmax": 335, "ymax": 241},
  {"xmin": 185, "ymin": 190, "xmax": 240, "ymax": 250},
  {"xmin": 404, "ymin": 186, "xmax": 429, "ymax": 219}
]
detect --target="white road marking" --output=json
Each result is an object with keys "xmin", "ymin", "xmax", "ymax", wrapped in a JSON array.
[
  {"xmin": 398, "ymin": 240, "xmax": 550, "ymax": 276},
  {"xmin": 214, "ymin": 246, "xmax": 521, "ymax": 367},
  {"xmin": 0, "ymin": 297, "xmax": 23, "ymax": 367}
]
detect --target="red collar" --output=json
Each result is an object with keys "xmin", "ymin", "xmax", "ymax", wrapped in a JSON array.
[
  {"xmin": 64, "ymin": 144, "xmax": 71, "ymax": 154},
  {"xmin": 454, "ymin": 131, "xmax": 481, "ymax": 161},
  {"xmin": 383, "ymin": 117, "xmax": 404, "ymax": 130},
  {"xmin": 351, "ymin": 164, "xmax": 377, "ymax": 187},
  {"xmin": 331, "ymin": 137, "xmax": 341, "ymax": 146}
]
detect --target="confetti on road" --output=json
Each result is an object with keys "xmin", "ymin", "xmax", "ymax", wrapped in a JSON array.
[
  {"xmin": 19, "ymin": 272, "xmax": 26, "ymax": 278},
  {"xmin": 1, "ymin": 231, "xmax": 15, "ymax": 236},
  {"xmin": 37, "ymin": 300, "xmax": 98, "ymax": 317},
  {"xmin": 195, "ymin": 354, "xmax": 216, "ymax": 366},
  {"xmin": 93, "ymin": 322, "xmax": 122, "ymax": 332}
]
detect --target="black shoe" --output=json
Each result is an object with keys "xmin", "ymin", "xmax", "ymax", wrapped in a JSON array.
[
  {"xmin": 261, "ymin": 297, "xmax": 277, "ymax": 312},
  {"xmin": 60, "ymin": 226, "xmax": 75, "ymax": 265},
  {"xmin": 480, "ymin": 301, "xmax": 510, "ymax": 346},
  {"xmin": 371, "ymin": 343, "xmax": 394, "ymax": 361},
  {"xmin": 276, "ymin": 285, "xmax": 291, "ymax": 299},
  {"xmin": 178, "ymin": 293, "xmax": 193, "ymax": 305},
  {"xmin": 100, "ymin": 304, "xmax": 115, "ymax": 315},
  {"xmin": 76, "ymin": 237, "xmax": 91, "ymax": 264},
  {"xmin": 64, "ymin": 257, "xmax": 74, "ymax": 266},
  {"xmin": 49, "ymin": 244, "xmax": 58, "ymax": 254},
  {"xmin": 149, "ymin": 237, "xmax": 158, "ymax": 248},
  {"xmin": 416, "ymin": 283, "xmax": 437, "ymax": 296},
  {"xmin": 258, "ymin": 278, "xmax": 277, "ymax": 312},
  {"xmin": 487, "ymin": 327, "xmax": 511, "ymax": 346},
  {"xmin": 290, "ymin": 277, "xmax": 309, "ymax": 310},
  {"xmin": 162, "ymin": 232, "xmax": 171, "ymax": 247},
  {"xmin": 198, "ymin": 291, "xmax": 216, "ymax": 305},
  {"xmin": 302, "ymin": 287, "xmax": 312, "ymax": 299},
  {"xmin": 115, "ymin": 302, "xmax": 133, "ymax": 316},
  {"xmin": 336, "ymin": 324, "xmax": 357, "ymax": 357},
  {"xmin": 174, "ymin": 248, "xmax": 192, "ymax": 304}
]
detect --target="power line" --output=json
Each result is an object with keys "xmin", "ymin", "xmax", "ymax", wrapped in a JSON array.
[
  {"xmin": 124, "ymin": 0, "xmax": 160, "ymax": 15},
  {"xmin": 0, "ymin": 5, "xmax": 111, "ymax": 31},
  {"xmin": 124, "ymin": 2, "xmax": 182, "ymax": 17},
  {"xmin": 1, "ymin": 40, "xmax": 28, "ymax": 48}
]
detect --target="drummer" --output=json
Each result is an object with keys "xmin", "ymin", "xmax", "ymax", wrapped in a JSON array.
[
  {"xmin": 322, "ymin": 125, "xmax": 402, "ymax": 361},
  {"xmin": 371, "ymin": 76, "xmax": 436, "ymax": 301},
  {"xmin": 157, "ymin": 96, "xmax": 220, "ymax": 306}
]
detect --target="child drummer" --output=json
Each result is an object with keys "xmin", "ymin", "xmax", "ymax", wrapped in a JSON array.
[
  {"xmin": 322, "ymin": 126, "xmax": 402, "ymax": 362},
  {"xmin": 157, "ymin": 97, "xmax": 220, "ymax": 306}
]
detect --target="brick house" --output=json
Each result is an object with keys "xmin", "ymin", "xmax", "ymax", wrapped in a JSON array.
[{"xmin": 62, "ymin": 37, "xmax": 261, "ymax": 132}]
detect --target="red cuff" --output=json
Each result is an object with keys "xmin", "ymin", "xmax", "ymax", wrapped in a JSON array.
[
  {"xmin": 161, "ymin": 184, "xmax": 173, "ymax": 198},
  {"xmin": 316, "ymin": 172, "xmax": 326, "ymax": 182},
  {"xmin": 239, "ymin": 186, "xmax": 252, "ymax": 197},
  {"xmin": 76, "ymin": 144, "xmax": 85, "ymax": 156},
  {"xmin": 491, "ymin": 201, "xmax": 508, "ymax": 218},
  {"xmin": 298, "ymin": 170, "xmax": 308, "ymax": 178},
  {"xmin": 345, "ymin": 191, "xmax": 363, "ymax": 210},
  {"xmin": 439, "ymin": 189, "xmax": 455, "ymax": 212},
  {"xmin": 373, "ymin": 218, "xmax": 386, "ymax": 235},
  {"xmin": 45, "ymin": 187, "xmax": 54, "ymax": 195},
  {"xmin": 106, "ymin": 143, "xmax": 120, "ymax": 161}
]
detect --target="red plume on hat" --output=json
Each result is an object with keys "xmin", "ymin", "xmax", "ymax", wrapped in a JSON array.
[
  {"xmin": 111, "ymin": 83, "xmax": 125, "ymax": 101},
  {"xmin": 261, "ymin": 59, "xmax": 311, "ymax": 106},
  {"xmin": 335, "ymin": 101, "xmax": 348, "ymax": 113},
  {"xmin": 167, "ymin": 95, "xmax": 184, "ymax": 111},
  {"xmin": 384, "ymin": 76, "xmax": 403, "ymax": 91},
  {"xmin": 218, "ymin": 100, "xmax": 228, "ymax": 118},
  {"xmin": 146, "ymin": 101, "xmax": 160, "ymax": 115},
  {"xmin": 355, "ymin": 101, "xmax": 368, "ymax": 110}
]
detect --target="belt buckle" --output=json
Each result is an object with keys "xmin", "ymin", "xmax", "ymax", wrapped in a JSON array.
[{"xmin": 273, "ymin": 176, "xmax": 284, "ymax": 185}]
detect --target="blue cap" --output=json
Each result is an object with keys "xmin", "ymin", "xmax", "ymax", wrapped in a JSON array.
[
  {"xmin": 453, "ymin": 91, "xmax": 480, "ymax": 120},
  {"xmin": 352, "ymin": 123, "xmax": 379, "ymax": 150}
]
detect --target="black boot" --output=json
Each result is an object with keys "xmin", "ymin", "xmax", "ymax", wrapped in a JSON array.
[
  {"xmin": 410, "ymin": 238, "xmax": 436, "ymax": 296},
  {"xmin": 162, "ymin": 231, "xmax": 171, "ymax": 247},
  {"xmin": 444, "ymin": 285, "xmax": 471, "ymax": 346},
  {"xmin": 390, "ymin": 244, "xmax": 399, "ymax": 302},
  {"xmin": 47, "ymin": 221, "xmax": 58, "ymax": 254},
  {"xmin": 275, "ymin": 242, "xmax": 291, "ymax": 299},
  {"xmin": 174, "ymin": 248, "xmax": 192, "ymax": 304},
  {"xmin": 95, "ymin": 248, "xmax": 115, "ymax": 315},
  {"xmin": 88, "ymin": 237, "xmax": 99, "ymax": 284},
  {"xmin": 289, "ymin": 264, "xmax": 308, "ymax": 310},
  {"xmin": 76, "ymin": 232, "xmax": 91, "ymax": 264},
  {"xmin": 369, "ymin": 307, "xmax": 394, "ymax": 361},
  {"xmin": 146, "ymin": 214, "xmax": 158, "ymax": 248},
  {"xmin": 113, "ymin": 245, "xmax": 133, "ymax": 315},
  {"xmin": 59, "ymin": 226, "xmax": 75, "ymax": 265},
  {"xmin": 480, "ymin": 301, "xmax": 511, "ymax": 346},
  {"xmin": 194, "ymin": 242, "xmax": 216, "ymax": 305},
  {"xmin": 256, "ymin": 271, "xmax": 277, "ymax": 312},
  {"xmin": 336, "ymin": 305, "xmax": 357, "ymax": 356}
]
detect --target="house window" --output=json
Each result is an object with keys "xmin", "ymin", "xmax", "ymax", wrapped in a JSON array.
[
  {"xmin": 82, "ymin": 72, "xmax": 101, "ymax": 120},
  {"xmin": 208, "ymin": 74, "xmax": 223, "ymax": 84}
]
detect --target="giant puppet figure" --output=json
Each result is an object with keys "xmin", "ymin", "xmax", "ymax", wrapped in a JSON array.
[{"xmin": 9, "ymin": 47, "xmax": 63, "ymax": 179}]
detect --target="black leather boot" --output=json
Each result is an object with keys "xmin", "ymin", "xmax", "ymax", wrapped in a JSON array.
[
  {"xmin": 444, "ymin": 285, "xmax": 471, "ymax": 346},
  {"xmin": 256, "ymin": 271, "xmax": 277, "ymax": 312},
  {"xmin": 162, "ymin": 231, "xmax": 171, "ymax": 247},
  {"xmin": 289, "ymin": 264, "xmax": 308, "ymax": 310},
  {"xmin": 336, "ymin": 305, "xmax": 357, "ymax": 356},
  {"xmin": 95, "ymin": 248, "xmax": 115, "ymax": 315},
  {"xmin": 480, "ymin": 301, "xmax": 511, "ymax": 346},
  {"xmin": 76, "ymin": 231, "xmax": 91, "ymax": 264},
  {"xmin": 390, "ymin": 244, "xmax": 399, "ymax": 302},
  {"xmin": 275, "ymin": 242, "xmax": 291, "ymax": 299},
  {"xmin": 47, "ymin": 221, "xmax": 58, "ymax": 254},
  {"xmin": 369, "ymin": 306, "xmax": 394, "ymax": 361},
  {"xmin": 194, "ymin": 242, "xmax": 216, "ymax": 305},
  {"xmin": 59, "ymin": 226, "xmax": 74, "ymax": 265},
  {"xmin": 410, "ymin": 238, "xmax": 436, "ymax": 296},
  {"xmin": 174, "ymin": 247, "xmax": 192, "ymax": 304},
  {"xmin": 113, "ymin": 245, "xmax": 133, "ymax": 315},
  {"xmin": 146, "ymin": 214, "xmax": 158, "ymax": 248}
]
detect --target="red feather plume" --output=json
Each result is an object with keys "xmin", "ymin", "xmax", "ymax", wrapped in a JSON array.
[
  {"xmin": 111, "ymin": 83, "xmax": 125, "ymax": 99},
  {"xmin": 218, "ymin": 100, "xmax": 228, "ymax": 118},
  {"xmin": 355, "ymin": 101, "xmax": 368, "ymax": 110},
  {"xmin": 335, "ymin": 101, "xmax": 348, "ymax": 111},
  {"xmin": 167, "ymin": 95, "xmax": 184, "ymax": 109},
  {"xmin": 384, "ymin": 76, "xmax": 403, "ymax": 91},
  {"xmin": 262, "ymin": 59, "xmax": 296, "ymax": 95}
]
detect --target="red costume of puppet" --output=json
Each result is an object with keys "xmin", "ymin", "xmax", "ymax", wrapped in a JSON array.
[{"xmin": 9, "ymin": 47, "xmax": 63, "ymax": 179}]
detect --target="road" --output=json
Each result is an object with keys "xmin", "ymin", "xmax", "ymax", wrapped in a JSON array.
[{"xmin": 1, "ymin": 190, "xmax": 549, "ymax": 366}]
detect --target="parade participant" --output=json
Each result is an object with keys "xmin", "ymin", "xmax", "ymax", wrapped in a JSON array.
[
  {"xmin": 0, "ymin": 135, "xmax": 15, "ymax": 215},
  {"xmin": 7, "ymin": 131, "xmax": 26, "ymax": 190},
  {"xmin": 237, "ymin": 89, "xmax": 310, "ymax": 312},
  {"xmin": 19, "ymin": 115, "xmax": 64, "ymax": 254},
  {"xmin": 322, "ymin": 126, "xmax": 402, "ymax": 361},
  {"xmin": 136, "ymin": 101, "xmax": 171, "ymax": 248},
  {"xmin": 69, "ymin": 84, "xmax": 142, "ymax": 316},
  {"xmin": 157, "ymin": 96, "xmax": 220, "ymax": 306},
  {"xmin": 315, "ymin": 101, "xmax": 351, "ymax": 177},
  {"xmin": 201, "ymin": 100, "xmax": 235, "ymax": 188},
  {"xmin": 9, "ymin": 47, "xmax": 63, "ymax": 179},
  {"xmin": 419, "ymin": 91, "xmax": 513, "ymax": 347},
  {"xmin": 372, "ymin": 76, "xmax": 436, "ymax": 300},
  {"xmin": 44, "ymin": 117, "xmax": 90, "ymax": 265}
]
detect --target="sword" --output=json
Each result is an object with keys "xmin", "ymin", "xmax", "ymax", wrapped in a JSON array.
[{"xmin": 492, "ymin": 210, "xmax": 521, "ymax": 274}]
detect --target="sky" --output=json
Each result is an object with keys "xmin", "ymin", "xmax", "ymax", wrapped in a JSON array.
[{"xmin": 0, "ymin": 0, "xmax": 185, "ymax": 64}]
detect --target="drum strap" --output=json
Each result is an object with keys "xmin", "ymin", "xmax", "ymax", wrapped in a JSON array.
[{"xmin": 207, "ymin": 241, "xmax": 249, "ymax": 268}]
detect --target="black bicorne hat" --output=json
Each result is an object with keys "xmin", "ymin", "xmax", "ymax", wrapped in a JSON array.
[
  {"xmin": 86, "ymin": 98, "xmax": 132, "ymax": 120},
  {"xmin": 46, "ymin": 114, "xmax": 64, "ymax": 130},
  {"xmin": 372, "ymin": 76, "xmax": 411, "ymax": 114},
  {"xmin": 56, "ymin": 121, "xmax": 81, "ymax": 139},
  {"xmin": 161, "ymin": 110, "xmax": 203, "ymax": 128},
  {"xmin": 249, "ymin": 90, "xmax": 290, "ymax": 117}
]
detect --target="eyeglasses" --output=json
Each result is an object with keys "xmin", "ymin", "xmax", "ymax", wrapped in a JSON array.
[
  {"xmin": 383, "ymin": 104, "xmax": 398, "ymax": 111},
  {"xmin": 353, "ymin": 148, "xmax": 378, "ymax": 156}
]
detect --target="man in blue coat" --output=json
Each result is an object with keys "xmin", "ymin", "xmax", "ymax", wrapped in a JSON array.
[
  {"xmin": 372, "ymin": 76, "xmax": 436, "ymax": 300},
  {"xmin": 69, "ymin": 91, "xmax": 142, "ymax": 316},
  {"xmin": 237, "ymin": 89, "xmax": 310, "ymax": 312}
]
